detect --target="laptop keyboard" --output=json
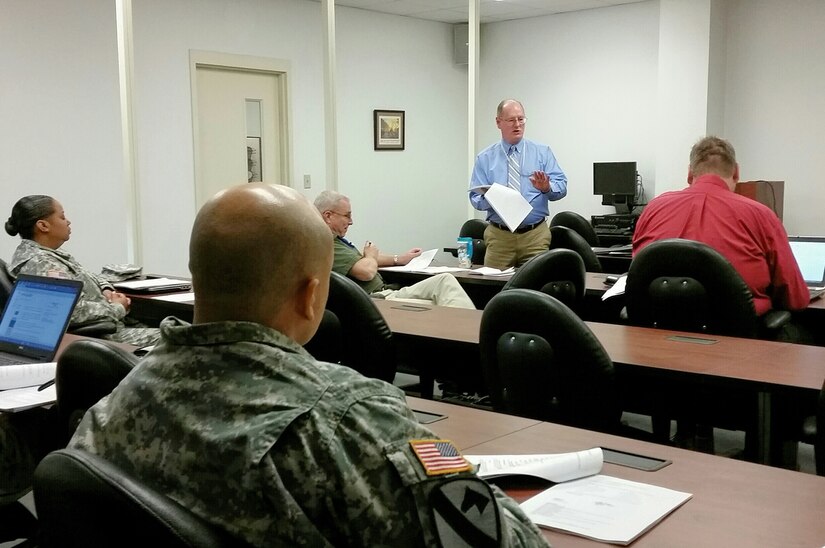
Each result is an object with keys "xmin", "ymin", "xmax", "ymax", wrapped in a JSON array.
[{"xmin": 0, "ymin": 352, "xmax": 34, "ymax": 366}]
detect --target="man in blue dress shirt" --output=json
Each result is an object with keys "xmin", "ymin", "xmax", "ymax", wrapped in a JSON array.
[{"xmin": 469, "ymin": 99, "xmax": 567, "ymax": 268}]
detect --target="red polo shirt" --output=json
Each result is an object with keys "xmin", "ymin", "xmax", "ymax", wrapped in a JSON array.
[{"xmin": 632, "ymin": 174, "xmax": 809, "ymax": 315}]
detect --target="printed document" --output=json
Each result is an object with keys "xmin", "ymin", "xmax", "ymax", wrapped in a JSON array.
[
  {"xmin": 466, "ymin": 448, "xmax": 603, "ymax": 483},
  {"xmin": 380, "ymin": 249, "xmax": 439, "ymax": 272},
  {"xmin": 0, "ymin": 362, "xmax": 56, "ymax": 391},
  {"xmin": 0, "ymin": 384, "xmax": 56, "ymax": 412},
  {"xmin": 521, "ymin": 474, "xmax": 692, "ymax": 545},
  {"xmin": 483, "ymin": 184, "xmax": 532, "ymax": 232}
]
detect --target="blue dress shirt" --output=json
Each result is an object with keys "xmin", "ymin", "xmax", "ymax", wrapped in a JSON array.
[{"xmin": 469, "ymin": 138, "xmax": 567, "ymax": 227}]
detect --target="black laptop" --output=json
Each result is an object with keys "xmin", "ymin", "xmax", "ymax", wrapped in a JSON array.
[
  {"xmin": 0, "ymin": 274, "xmax": 83, "ymax": 365},
  {"xmin": 788, "ymin": 236, "xmax": 825, "ymax": 300}
]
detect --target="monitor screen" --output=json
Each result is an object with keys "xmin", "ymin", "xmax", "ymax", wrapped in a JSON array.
[{"xmin": 593, "ymin": 162, "xmax": 637, "ymax": 196}]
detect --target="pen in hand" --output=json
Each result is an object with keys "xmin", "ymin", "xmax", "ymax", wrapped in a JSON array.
[{"xmin": 38, "ymin": 379, "xmax": 55, "ymax": 392}]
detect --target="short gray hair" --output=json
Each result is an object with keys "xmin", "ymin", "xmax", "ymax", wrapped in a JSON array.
[
  {"xmin": 689, "ymin": 136, "xmax": 737, "ymax": 177},
  {"xmin": 313, "ymin": 190, "xmax": 348, "ymax": 212}
]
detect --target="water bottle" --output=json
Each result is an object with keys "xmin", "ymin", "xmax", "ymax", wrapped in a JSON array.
[{"xmin": 457, "ymin": 237, "xmax": 473, "ymax": 268}]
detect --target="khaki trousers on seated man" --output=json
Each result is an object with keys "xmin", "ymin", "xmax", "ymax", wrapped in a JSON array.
[
  {"xmin": 483, "ymin": 221, "xmax": 551, "ymax": 269},
  {"xmin": 314, "ymin": 190, "xmax": 476, "ymax": 309}
]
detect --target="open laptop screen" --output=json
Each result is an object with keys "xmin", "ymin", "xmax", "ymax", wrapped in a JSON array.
[
  {"xmin": 788, "ymin": 237, "xmax": 825, "ymax": 285},
  {"xmin": 0, "ymin": 275, "xmax": 82, "ymax": 356}
]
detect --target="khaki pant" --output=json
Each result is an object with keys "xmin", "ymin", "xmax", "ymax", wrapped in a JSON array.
[
  {"xmin": 483, "ymin": 222, "xmax": 551, "ymax": 269},
  {"xmin": 373, "ymin": 273, "xmax": 475, "ymax": 309}
]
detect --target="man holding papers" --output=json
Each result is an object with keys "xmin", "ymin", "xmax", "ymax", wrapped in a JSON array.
[
  {"xmin": 314, "ymin": 191, "xmax": 475, "ymax": 308},
  {"xmin": 469, "ymin": 99, "xmax": 568, "ymax": 268}
]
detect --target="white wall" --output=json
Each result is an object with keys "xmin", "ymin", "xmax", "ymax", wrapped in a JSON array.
[
  {"xmin": 0, "ymin": 0, "xmax": 126, "ymax": 273},
  {"xmin": 477, "ymin": 1, "xmax": 660, "ymax": 219},
  {"xmin": 334, "ymin": 9, "xmax": 468, "ymax": 251},
  {"xmin": 723, "ymin": 0, "xmax": 825, "ymax": 236},
  {"xmin": 132, "ymin": 0, "xmax": 327, "ymax": 275}
]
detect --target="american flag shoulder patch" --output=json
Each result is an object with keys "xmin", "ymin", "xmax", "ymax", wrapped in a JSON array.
[{"xmin": 410, "ymin": 439, "xmax": 472, "ymax": 476}]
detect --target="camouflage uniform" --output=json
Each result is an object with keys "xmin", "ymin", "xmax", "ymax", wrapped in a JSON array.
[
  {"xmin": 71, "ymin": 317, "xmax": 549, "ymax": 547},
  {"xmin": 7, "ymin": 239, "xmax": 159, "ymax": 346}
]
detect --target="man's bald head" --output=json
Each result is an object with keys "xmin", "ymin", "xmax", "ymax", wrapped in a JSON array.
[{"xmin": 189, "ymin": 183, "xmax": 332, "ymax": 342}]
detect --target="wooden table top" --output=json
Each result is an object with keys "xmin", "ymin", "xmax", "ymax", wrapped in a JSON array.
[{"xmin": 377, "ymin": 300, "xmax": 825, "ymax": 392}]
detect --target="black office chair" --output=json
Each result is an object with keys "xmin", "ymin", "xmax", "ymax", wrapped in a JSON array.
[
  {"xmin": 33, "ymin": 448, "xmax": 246, "ymax": 548},
  {"xmin": 550, "ymin": 211, "xmax": 599, "ymax": 246},
  {"xmin": 55, "ymin": 339, "xmax": 138, "ymax": 445},
  {"xmin": 0, "ymin": 258, "xmax": 13, "ymax": 311},
  {"xmin": 479, "ymin": 289, "xmax": 620, "ymax": 433},
  {"xmin": 304, "ymin": 272, "xmax": 396, "ymax": 383},
  {"xmin": 625, "ymin": 238, "xmax": 791, "ymax": 455},
  {"xmin": 625, "ymin": 238, "xmax": 790, "ymax": 338},
  {"xmin": 794, "ymin": 378, "xmax": 825, "ymax": 476},
  {"xmin": 502, "ymin": 248, "xmax": 585, "ymax": 311},
  {"xmin": 549, "ymin": 225, "xmax": 602, "ymax": 272},
  {"xmin": 459, "ymin": 219, "xmax": 488, "ymax": 265}
]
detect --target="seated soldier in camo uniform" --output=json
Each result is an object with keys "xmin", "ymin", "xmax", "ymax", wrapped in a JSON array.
[
  {"xmin": 70, "ymin": 183, "xmax": 550, "ymax": 547},
  {"xmin": 5, "ymin": 195, "xmax": 158, "ymax": 346}
]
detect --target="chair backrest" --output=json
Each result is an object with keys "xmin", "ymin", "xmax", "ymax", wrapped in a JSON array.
[
  {"xmin": 0, "ymin": 258, "xmax": 13, "ymax": 311},
  {"xmin": 56, "ymin": 339, "xmax": 138, "ymax": 445},
  {"xmin": 459, "ymin": 219, "xmax": 488, "ymax": 265},
  {"xmin": 479, "ymin": 289, "xmax": 620, "ymax": 432},
  {"xmin": 548, "ymin": 225, "xmax": 602, "ymax": 272},
  {"xmin": 625, "ymin": 238, "xmax": 759, "ymax": 338},
  {"xmin": 502, "ymin": 248, "xmax": 585, "ymax": 311},
  {"xmin": 305, "ymin": 271, "xmax": 396, "ymax": 382},
  {"xmin": 33, "ymin": 448, "xmax": 245, "ymax": 548},
  {"xmin": 550, "ymin": 211, "xmax": 599, "ymax": 246}
]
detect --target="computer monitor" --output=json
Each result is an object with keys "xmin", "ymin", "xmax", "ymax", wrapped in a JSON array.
[{"xmin": 594, "ymin": 162, "xmax": 637, "ymax": 214}]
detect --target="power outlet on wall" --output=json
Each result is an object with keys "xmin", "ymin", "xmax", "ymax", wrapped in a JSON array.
[{"xmin": 303, "ymin": 174, "xmax": 311, "ymax": 189}]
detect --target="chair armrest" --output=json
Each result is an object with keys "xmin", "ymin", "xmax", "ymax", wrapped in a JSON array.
[{"xmin": 761, "ymin": 310, "xmax": 791, "ymax": 332}]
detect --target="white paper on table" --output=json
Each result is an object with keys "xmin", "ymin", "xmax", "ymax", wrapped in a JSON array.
[
  {"xmin": 0, "ymin": 384, "xmax": 57, "ymax": 412},
  {"xmin": 521, "ymin": 474, "xmax": 692, "ymax": 545},
  {"xmin": 151, "ymin": 292, "xmax": 196, "ymax": 303},
  {"xmin": 465, "ymin": 448, "xmax": 603, "ymax": 483},
  {"xmin": 113, "ymin": 277, "xmax": 190, "ymax": 290},
  {"xmin": 601, "ymin": 275, "xmax": 627, "ymax": 301},
  {"xmin": 380, "ymin": 249, "xmax": 438, "ymax": 272},
  {"xmin": 484, "ymin": 184, "xmax": 532, "ymax": 232},
  {"xmin": 469, "ymin": 266, "xmax": 515, "ymax": 277},
  {"xmin": 416, "ymin": 266, "xmax": 473, "ymax": 273},
  {"xmin": 0, "ymin": 362, "xmax": 56, "ymax": 390}
]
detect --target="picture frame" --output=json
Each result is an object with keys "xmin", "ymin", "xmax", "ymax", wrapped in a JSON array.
[
  {"xmin": 247, "ymin": 137, "xmax": 262, "ymax": 182},
  {"xmin": 373, "ymin": 109, "xmax": 405, "ymax": 150}
]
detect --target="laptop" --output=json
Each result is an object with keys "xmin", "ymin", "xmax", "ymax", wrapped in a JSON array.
[
  {"xmin": 0, "ymin": 274, "xmax": 83, "ymax": 366},
  {"xmin": 788, "ymin": 236, "xmax": 825, "ymax": 300}
]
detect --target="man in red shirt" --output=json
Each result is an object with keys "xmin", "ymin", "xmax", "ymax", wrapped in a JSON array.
[{"xmin": 632, "ymin": 136, "xmax": 808, "ymax": 315}]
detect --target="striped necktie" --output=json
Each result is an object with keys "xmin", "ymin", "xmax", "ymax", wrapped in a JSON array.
[{"xmin": 507, "ymin": 145, "xmax": 520, "ymax": 191}]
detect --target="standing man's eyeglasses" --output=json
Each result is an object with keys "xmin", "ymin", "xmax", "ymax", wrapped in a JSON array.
[{"xmin": 501, "ymin": 117, "xmax": 527, "ymax": 126}]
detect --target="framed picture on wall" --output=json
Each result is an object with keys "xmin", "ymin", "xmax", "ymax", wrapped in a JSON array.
[
  {"xmin": 247, "ymin": 137, "xmax": 262, "ymax": 182},
  {"xmin": 373, "ymin": 110, "xmax": 405, "ymax": 150}
]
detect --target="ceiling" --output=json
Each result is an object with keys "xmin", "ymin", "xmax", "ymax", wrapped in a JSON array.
[{"xmin": 310, "ymin": 0, "xmax": 646, "ymax": 24}]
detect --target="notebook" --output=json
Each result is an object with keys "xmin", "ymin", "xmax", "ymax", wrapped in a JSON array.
[
  {"xmin": 788, "ymin": 236, "xmax": 825, "ymax": 300},
  {"xmin": 0, "ymin": 274, "xmax": 83, "ymax": 366}
]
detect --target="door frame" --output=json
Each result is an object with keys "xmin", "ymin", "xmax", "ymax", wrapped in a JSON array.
[{"xmin": 189, "ymin": 50, "xmax": 292, "ymax": 201}]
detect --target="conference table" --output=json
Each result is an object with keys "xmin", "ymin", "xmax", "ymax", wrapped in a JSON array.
[
  {"xmin": 410, "ymin": 396, "xmax": 825, "ymax": 547},
  {"xmin": 377, "ymin": 300, "xmax": 825, "ymax": 465}
]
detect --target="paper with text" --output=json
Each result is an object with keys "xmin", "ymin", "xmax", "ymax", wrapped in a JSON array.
[
  {"xmin": 470, "ymin": 266, "xmax": 515, "ymax": 277},
  {"xmin": 151, "ymin": 292, "xmax": 195, "ymax": 303},
  {"xmin": 0, "ymin": 384, "xmax": 57, "ymax": 412},
  {"xmin": 114, "ymin": 277, "xmax": 190, "ymax": 290},
  {"xmin": 602, "ymin": 275, "xmax": 627, "ymax": 301},
  {"xmin": 380, "ymin": 249, "xmax": 438, "ymax": 272},
  {"xmin": 521, "ymin": 474, "xmax": 692, "ymax": 545},
  {"xmin": 0, "ymin": 362, "xmax": 56, "ymax": 391},
  {"xmin": 484, "ymin": 184, "xmax": 532, "ymax": 232},
  {"xmin": 465, "ymin": 448, "xmax": 603, "ymax": 483}
]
